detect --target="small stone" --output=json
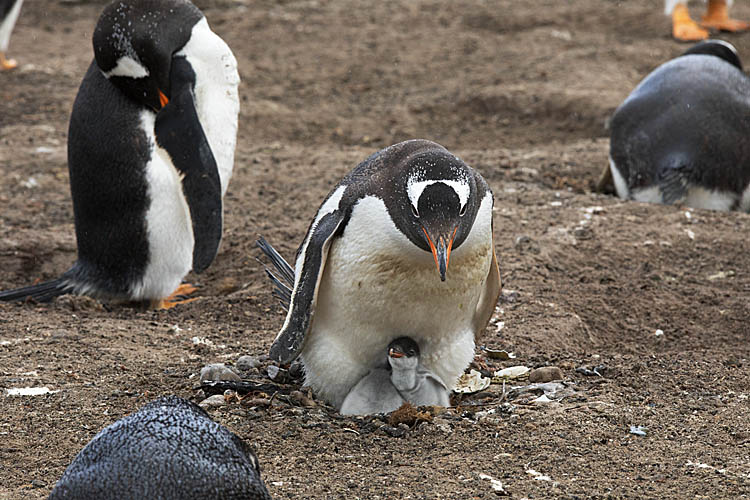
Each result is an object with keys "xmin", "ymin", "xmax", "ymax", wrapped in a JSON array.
[
  {"xmin": 236, "ymin": 355, "xmax": 261, "ymax": 372},
  {"xmin": 289, "ymin": 390, "xmax": 316, "ymax": 407},
  {"xmin": 528, "ymin": 366, "xmax": 564, "ymax": 383},
  {"xmin": 199, "ymin": 394, "xmax": 226, "ymax": 408},
  {"xmin": 200, "ymin": 363, "xmax": 241, "ymax": 383}
]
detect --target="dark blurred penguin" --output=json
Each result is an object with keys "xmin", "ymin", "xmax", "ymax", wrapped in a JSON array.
[
  {"xmin": 48, "ymin": 396, "xmax": 272, "ymax": 500},
  {"xmin": 257, "ymin": 139, "xmax": 501, "ymax": 409},
  {"xmin": 606, "ymin": 40, "xmax": 750, "ymax": 212},
  {"xmin": 0, "ymin": 0, "xmax": 22, "ymax": 69},
  {"xmin": 0, "ymin": 0, "xmax": 239, "ymax": 308},
  {"xmin": 340, "ymin": 336, "xmax": 450, "ymax": 416}
]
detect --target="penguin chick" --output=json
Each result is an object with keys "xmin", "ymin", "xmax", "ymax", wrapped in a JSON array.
[
  {"xmin": 605, "ymin": 40, "xmax": 750, "ymax": 212},
  {"xmin": 340, "ymin": 336, "xmax": 450, "ymax": 416},
  {"xmin": 0, "ymin": 0, "xmax": 239, "ymax": 308},
  {"xmin": 257, "ymin": 139, "xmax": 501, "ymax": 409},
  {"xmin": 49, "ymin": 396, "xmax": 272, "ymax": 500}
]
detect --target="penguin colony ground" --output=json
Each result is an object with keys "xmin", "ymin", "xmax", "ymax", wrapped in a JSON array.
[{"xmin": 1, "ymin": 0, "xmax": 749, "ymax": 498}]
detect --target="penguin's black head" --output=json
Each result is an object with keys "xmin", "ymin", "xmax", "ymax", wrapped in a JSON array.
[
  {"xmin": 93, "ymin": 0, "xmax": 203, "ymax": 111},
  {"xmin": 400, "ymin": 147, "xmax": 480, "ymax": 282},
  {"xmin": 388, "ymin": 336, "xmax": 420, "ymax": 359},
  {"xmin": 681, "ymin": 39, "xmax": 742, "ymax": 70}
]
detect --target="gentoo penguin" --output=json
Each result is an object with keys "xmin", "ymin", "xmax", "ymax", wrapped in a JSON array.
[
  {"xmin": 0, "ymin": 0, "xmax": 239, "ymax": 308},
  {"xmin": 0, "ymin": 0, "xmax": 23, "ymax": 70},
  {"xmin": 340, "ymin": 336, "xmax": 450, "ymax": 416},
  {"xmin": 605, "ymin": 40, "xmax": 750, "ymax": 212},
  {"xmin": 257, "ymin": 139, "xmax": 501, "ymax": 409},
  {"xmin": 49, "ymin": 396, "xmax": 273, "ymax": 500},
  {"xmin": 666, "ymin": 0, "xmax": 748, "ymax": 42}
]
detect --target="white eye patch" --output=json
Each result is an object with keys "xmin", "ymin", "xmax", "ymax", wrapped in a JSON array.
[
  {"xmin": 103, "ymin": 55, "xmax": 149, "ymax": 79},
  {"xmin": 407, "ymin": 179, "xmax": 470, "ymax": 213}
]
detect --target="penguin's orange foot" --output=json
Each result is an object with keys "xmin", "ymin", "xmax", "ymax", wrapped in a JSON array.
[
  {"xmin": 673, "ymin": 19, "xmax": 710, "ymax": 41},
  {"xmin": 0, "ymin": 53, "xmax": 18, "ymax": 71},
  {"xmin": 155, "ymin": 283, "xmax": 200, "ymax": 309},
  {"xmin": 701, "ymin": 15, "xmax": 750, "ymax": 32},
  {"xmin": 672, "ymin": 4, "xmax": 709, "ymax": 41}
]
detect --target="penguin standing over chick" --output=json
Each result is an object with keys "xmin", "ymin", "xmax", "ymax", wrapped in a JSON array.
[
  {"xmin": 604, "ymin": 40, "xmax": 750, "ymax": 212},
  {"xmin": 339, "ymin": 336, "xmax": 450, "ymax": 416},
  {"xmin": 49, "ymin": 396, "xmax": 273, "ymax": 500},
  {"xmin": 0, "ymin": 0, "xmax": 23, "ymax": 70},
  {"xmin": 258, "ymin": 139, "xmax": 501, "ymax": 409},
  {"xmin": 0, "ymin": 0, "xmax": 239, "ymax": 308}
]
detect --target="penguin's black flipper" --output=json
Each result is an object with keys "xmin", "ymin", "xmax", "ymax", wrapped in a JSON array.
[
  {"xmin": 256, "ymin": 237, "xmax": 294, "ymax": 310},
  {"xmin": 155, "ymin": 56, "xmax": 223, "ymax": 274},
  {"xmin": 49, "ymin": 396, "xmax": 272, "ymax": 500},
  {"xmin": 0, "ymin": 278, "xmax": 68, "ymax": 303},
  {"xmin": 269, "ymin": 211, "xmax": 346, "ymax": 364}
]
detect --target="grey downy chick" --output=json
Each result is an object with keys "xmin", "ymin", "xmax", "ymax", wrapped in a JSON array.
[{"xmin": 340, "ymin": 336, "xmax": 450, "ymax": 415}]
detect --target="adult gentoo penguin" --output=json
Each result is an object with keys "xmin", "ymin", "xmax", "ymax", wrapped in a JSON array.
[
  {"xmin": 0, "ymin": 0, "xmax": 239, "ymax": 308},
  {"xmin": 340, "ymin": 336, "xmax": 450, "ymax": 415},
  {"xmin": 258, "ymin": 139, "xmax": 501, "ymax": 409},
  {"xmin": 605, "ymin": 40, "xmax": 750, "ymax": 212},
  {"xmin": 49, "ymin": 396, "xmax": 273, "ymax": 500},
  {"xmin": 0, "ymin": 0, "xmax": 23, "ymax": 70}
]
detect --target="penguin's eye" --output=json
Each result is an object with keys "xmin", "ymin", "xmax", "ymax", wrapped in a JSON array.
[
  {"xmin": 459, "ymin": 204, "xmax": 467, "ymax": 217},
  {"xmin": 411, "ymin": 205, "xmax": 420, "ymax": 218}
]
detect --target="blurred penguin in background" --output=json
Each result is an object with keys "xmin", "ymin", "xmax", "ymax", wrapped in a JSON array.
[
  {"xmin": 666, "ymin": 0, "xmax": 749, "ymax": 41},
  {"xmin": 0, "ymin": 0, "xmax": 23, "ymax": 70}
]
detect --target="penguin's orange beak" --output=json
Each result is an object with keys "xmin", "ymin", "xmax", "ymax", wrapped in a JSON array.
[
  {"xmin": 388, "ymin": 348, "xmax": 404, "ymax": 358},
  {"xmin": 422, "ymin": 226, "xmax": 458, "ymax": 282},
  {"xmin": 158, "ymin": 89, "xmax": 169, "ymax": 108}
]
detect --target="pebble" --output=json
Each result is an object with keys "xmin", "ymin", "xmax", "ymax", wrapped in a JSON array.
[
  {"xmin": 198, "ymin": 394, "xmax": 226, "ymax": 409},
  {"xmin": 528, "ymin": 366, "xmax": 564, "ymax": 383},
  {"xmin": 236, "ymin": 355, "xmax": 261, "ymax": 372},
  {"xmin": 289, "ymin": 390, "xmax": 316, "ymax": 407},
  {"xmin": 200, "ymin": 363, "xmax": 241, "ymax": 383}
]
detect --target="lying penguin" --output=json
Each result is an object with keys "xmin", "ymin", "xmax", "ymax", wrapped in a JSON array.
[
  {"xmin": 602, "ymin": 40, "xmax": 750, "ymax": 212},
  {"xmin": 0, "ymin": 0, "xmax": 23, "ymax": 70},
  {"xmin": 0, "ymin": 0, "xmax": 239, "ymax": 308},
  {"xmin": 49, "ymin": 396, "xmax": 272, "ymax": 500},
  {"xmin": 257, "ymin": 139, "xmax": 501, "ymax": 409},
  {"xmin": 340, "ymin": 336, "xmax": 450, "ymax": 415}
]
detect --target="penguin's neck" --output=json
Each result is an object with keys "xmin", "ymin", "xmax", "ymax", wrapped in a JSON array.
[{"xmin": 390, "ymin": 365, "xmax": 418, "ymax": 392}]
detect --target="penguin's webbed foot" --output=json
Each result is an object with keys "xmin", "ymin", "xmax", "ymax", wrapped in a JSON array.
[
  {"xmin": 672, "ymin": 4, "xmax": 709, "ymax": 41},
  {"xmin": 155, "ymin": 283, "xmax": 200, "ymax": 310},
  {"xmin": 701, "ymin": 0, "xmax": 750, "ymax": 31},
  {"xmin": 0, "ymin": 52, "xmax": 18, "ymax": 71}
]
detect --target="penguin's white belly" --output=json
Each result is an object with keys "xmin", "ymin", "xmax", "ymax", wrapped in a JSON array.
[
  {"xmin": 610, "ymin": 156, "xmax": 741, "ymax": 211},
  {"xmin": 129, "ymin": 111, "xmax": 194, "ymax": 301},
  {"xmin": 301, "ymin": 196, "xmax": 493, "ymax": 407}
]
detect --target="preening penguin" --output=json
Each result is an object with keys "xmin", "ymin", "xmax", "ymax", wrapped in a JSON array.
[
  {"xmin": 605, "ymin": 40, "xmax": 750, "ymax": 212},
  {"xmin": 340, "ymin": 336, "xmax": 450, "ymax": 416},
  {"xmin": 49, "ymin": 396, "xmax": 273, "ymax": 500},
  {"xmin": 0, "ymin": 0, "xmax": 23, "ymax": 70},
  {"xmin": 0, "ymin": 0, "xmax": 239, "ymax": 307},
  {"xmin": 258, "ymin": 139, "xmax": 501, "ymax": 409}
]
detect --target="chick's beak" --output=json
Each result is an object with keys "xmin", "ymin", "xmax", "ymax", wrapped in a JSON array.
[
  {"xmin": 422, "ymin": 226, "xmax": 458, "ymax": 282},
  {"xmin": 388, "ymin": 348, "xmax": 404, "ymax": 358}
]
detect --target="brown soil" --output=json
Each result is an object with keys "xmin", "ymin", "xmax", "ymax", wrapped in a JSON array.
[{"xmin": 2, "ymin": 0, "xmax": 750, "ymax": 498}]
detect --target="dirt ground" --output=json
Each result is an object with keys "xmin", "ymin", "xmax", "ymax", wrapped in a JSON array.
[{"xmin": 1, "ymin": 0, "xmax": 750, "ymax": 498}]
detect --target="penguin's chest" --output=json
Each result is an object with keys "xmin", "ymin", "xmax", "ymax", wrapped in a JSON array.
[{"xmin": 310, "ymin": 196, "xmax": 492, "ymax": 370}]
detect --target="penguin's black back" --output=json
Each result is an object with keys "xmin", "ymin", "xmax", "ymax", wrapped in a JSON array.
[
  {"xmin": 610, "ymin": 53, "xmax": 750, "ymax": 196},
  {"xmin": 49, "ymin": 396, "xmax": 272, "ymax": 500},
  {"xmin": 0, "ymin": 0, "xmax": 19, "ymax": 20},
  {"xmin": 64, "ymin": 61, "xmax": 151, "ymax": 296}
]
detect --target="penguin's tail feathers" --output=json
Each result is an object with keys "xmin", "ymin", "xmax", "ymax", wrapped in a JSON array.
[
  {"xmin": 657, "ymin": 155, "xmax": 692, "ymax": 205},
  {"xmin": 0, "ymin": 278, "xmax": 69, "ymax": 303},
  {"xmin": 256, "ymin": 237, "xmax": 294, "ymax": 311}
]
